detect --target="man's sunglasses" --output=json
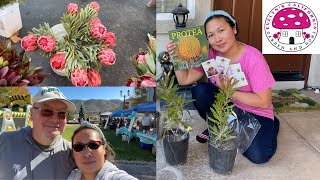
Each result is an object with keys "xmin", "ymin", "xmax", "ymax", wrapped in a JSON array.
[
  {"xmin": 72, "ymin": 141, "xmax": 104, "ymax": 152},
  {"xmin": 33, "ymin": 107, "xmax": 67, "ymax": 119}
]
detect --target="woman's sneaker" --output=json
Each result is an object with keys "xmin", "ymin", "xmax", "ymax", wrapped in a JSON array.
[{"xmin": 196, "ymin": 129, "xmax": 209, "ymax": 143}]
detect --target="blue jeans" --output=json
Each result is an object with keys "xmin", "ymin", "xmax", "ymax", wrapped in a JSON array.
[
  {"xmin": 191, "ymin": 82, "xmax": 279, "ymax": 164},
  {"xmin": 191, "ymin": 82, "xmax": 220, "ymax": 120}
]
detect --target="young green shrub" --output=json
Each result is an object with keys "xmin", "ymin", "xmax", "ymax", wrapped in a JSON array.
[
  {"xmin": 208, "ymin": 76, "xmax": 238, "ymax": 147},
  {"xmin": 157, "ymin": 76, "xmax": 193, "ymax": 140}
]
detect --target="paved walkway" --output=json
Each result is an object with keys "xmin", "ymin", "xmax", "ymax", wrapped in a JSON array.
[
  {"xmin": 157, "ymin": 89, "xmax": 320, "ymax": 179},
  {"xmin": 116, "ymin": 161, "xmax": 156, "ymax": 180}
]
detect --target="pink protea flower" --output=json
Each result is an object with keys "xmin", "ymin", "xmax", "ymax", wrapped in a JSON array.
[
  {"xmin": 67, "ymin": 3, "xmax": 78, "ymax": 14},
  {"xmin": 97, "ymin": 48, "xmax": 116, "ymax": 66},
  {"xmin": 70, "ymin": 68, "xmax": 89, "ymax": 86},
  {"xmin": 138, "ymin": 75, "xmax": 156, "ymax": 87},
  {"xmin": 88, "ymin": 1, "xmax": 100, "ymax": 12},
  {"xmin": 50, "ymin": 53, "xmax": 66, "ymax": 70},
  {"xmin": 87, "ymin": 68, "xmax": 101, "ymax": 86},
  {"xmin": 21, "ymin": 34, "xmax": 38, "ymax": 51},
  {"xmin": 135, "ymin": 51, "xmax": 148, "ymax": 65},
  {"xmin": 37, "ymin": 35, "xmax": 56, "ymax": 52},
  {"xmin": 89, "ymin": 17, "xmax": 102, "ymax": 26},
  {"xmin": 103, "ymin": 32, "xmax": 116, "ymax": 47},
  {"xmin": 90, "ymin": 24, "xmax": 107, "ymax": 40}
]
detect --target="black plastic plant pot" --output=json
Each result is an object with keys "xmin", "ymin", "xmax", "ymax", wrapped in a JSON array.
[
  {"xmin": 163, "ymin": 130, "xmax": 189, "ymax": 165},
  {"xmin": 208, "ymin": 143, "xmax": 237, "ymax": 175}
]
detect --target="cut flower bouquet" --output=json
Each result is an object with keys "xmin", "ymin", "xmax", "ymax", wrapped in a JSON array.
[
  {"xmin": 126, "ymin": 34, "xmax": 156, "ymax": 87},
  {"xmin": 21, "ymin": 1, "xmax": 116, "ymax": 86}
]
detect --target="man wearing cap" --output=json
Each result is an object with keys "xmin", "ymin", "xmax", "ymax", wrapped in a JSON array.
[{"xmin": 0, "ymin": 87, "xmax": 77, "ymax": 179}]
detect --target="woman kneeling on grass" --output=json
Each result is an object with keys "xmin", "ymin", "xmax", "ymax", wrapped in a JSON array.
[{"xmin": 68, "ymin": 122, "xmax": 137, "ymax": 180}]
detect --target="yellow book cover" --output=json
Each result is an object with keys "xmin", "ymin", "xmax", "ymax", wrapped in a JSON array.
[{"xmin": 168, "ymin": 25, "xmax": 208, "ymax": 70}]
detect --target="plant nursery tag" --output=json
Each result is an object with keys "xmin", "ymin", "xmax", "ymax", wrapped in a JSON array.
[{"xmin": 230, "ymin": 72, "xmax": 248, "ymax": 88}]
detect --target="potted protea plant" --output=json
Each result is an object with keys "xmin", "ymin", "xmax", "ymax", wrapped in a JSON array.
[
  {"xmin": 0, "ymin": 41, "xmax": 48, "ymax": 86},
  {"xmin": 0, "ymin": 0, "xmax": 25, "ymax": 38},
  {"xmin": 157, "ymin": 76, "xmax": 193, "ymax": 165},
  {"xmin": 207, "ymin": 76, "xmax": 239, "ymax": 175},
  {"xmin": 20, "ymin": 1, "xmax": 116, "ymax": 86},
  {"xmin": 127, "ymin": 33, "xmax": 156, "ymax": 87}
]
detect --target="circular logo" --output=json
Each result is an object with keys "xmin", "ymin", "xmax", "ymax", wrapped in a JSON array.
[{"xmin": 264, "ymin": 2, "xmax": 318, "ymax": 52}]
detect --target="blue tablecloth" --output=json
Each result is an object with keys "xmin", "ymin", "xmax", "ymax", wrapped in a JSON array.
[
  {"xmin": 116, "ymin": 127, "xmax": 138, "ymax": 139},
  {"xmin": 137, "ymin": 132, "xmax": 157, "ymax": 146}
]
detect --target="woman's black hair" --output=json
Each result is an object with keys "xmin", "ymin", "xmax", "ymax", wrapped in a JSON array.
[{"xmin": 204, "ymin": 14, "xmax": 239, "ymax": 38}]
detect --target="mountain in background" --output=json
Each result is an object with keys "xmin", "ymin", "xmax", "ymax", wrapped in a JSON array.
[{"xmin": 70, "ymin": 99, "xmax": 122, "ymax": 115}]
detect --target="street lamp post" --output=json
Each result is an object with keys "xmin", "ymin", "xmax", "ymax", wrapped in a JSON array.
[{"xmin": 120, "ymin": 90, "xmax": 130, "ymax": 110}]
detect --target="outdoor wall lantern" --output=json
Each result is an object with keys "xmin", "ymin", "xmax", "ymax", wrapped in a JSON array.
[{"xmin": 171, "ymin": 3, "xmax": 190, "ymax": 28}]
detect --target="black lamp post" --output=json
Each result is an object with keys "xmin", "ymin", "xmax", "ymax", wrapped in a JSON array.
[
  {"xmin": 120, "ymin": 90, "xmax": 130, "ymax": 110},
  {"xmin": 171, "ymin": 3, "xmax": 190, "ymax": 28}
]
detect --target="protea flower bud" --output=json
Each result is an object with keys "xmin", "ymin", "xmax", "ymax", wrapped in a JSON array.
[
  {"xmin": 67, "ymin": 3, "xmax": 78, "ymax": 14},
  {"xmin": 70, "ymin": 68, "xmax": 88, "ymax": 86},
  {"xmin": 97, "ymin": 48, "xmax": 116, "ymax": 66},
  {"xmin": 88, "ymin": 1, "xmax": 100, "ymax": 12},
  {"xmin": 90, "ymin": 24, "xmax": 107, "ymax": 40},
  {"xmin": 126, "ymin": 77, "xmax": 139, "ymax": 87},
  {"xmin": 50, "ymin": 53, "xmax": 66, "ymax": 70},
  {"xmin": 37, "ymin": 35, "xmax": 56, "ymax": 53},
  {"xmin": 103, "ymin": 32, "xmax": 116, "ymax": 47},
  {"xmin": 87, "ymin": 68, "xmax": 101, "ymax": 86},
  {"xmin": 21, "ymin": 34, "xmax": 38, "ymax": 51},
  {"xmin": 138, "ymin": 75, "xmax": 156, "ymax": 87},
  {"xmin": 135, "ymin": 51, "xmax": 148, "ymax": 65}
]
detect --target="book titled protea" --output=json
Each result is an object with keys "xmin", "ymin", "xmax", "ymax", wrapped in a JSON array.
[
  {"xmin": 168, "ymin": 26, "xmax": 208, "ymax": 70},
  {"xmin": 21, "ymin": 1, "xmax": 116, "ymax": 86}
]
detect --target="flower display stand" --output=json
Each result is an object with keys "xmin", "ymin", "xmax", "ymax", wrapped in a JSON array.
[
  {"xmin": 51, "ymin": 24, "xmax": 67, "ymax": 41},
  {"xmin": 0, "ymin": 3, "xmax": 22, "ymax": 38},
  {"xmin": 50, "ymin": 63, "xmax": 67, "ymax": 76},
  {"xmin": 50, "ymin": 24, "xmax": 67, "ymax": 76}
]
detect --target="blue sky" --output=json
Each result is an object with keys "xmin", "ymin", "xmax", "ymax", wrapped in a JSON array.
[{"xmin": 27, "ymin": 87, "xmax": 135, "ymax": 100}]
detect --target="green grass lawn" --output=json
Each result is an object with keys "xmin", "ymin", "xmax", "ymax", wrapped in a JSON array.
[
  {"xmin": 62, "ymin": 124, "xmax": 156, "ymax": 162},
  {"xmin": 62, "ymin": 124, "xmax": 79, "ymax": 141}
]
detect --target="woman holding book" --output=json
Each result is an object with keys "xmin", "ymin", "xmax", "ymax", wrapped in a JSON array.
[{"xmin": 167, "ymin": 10, "xmax": 279, "ymax": 164}]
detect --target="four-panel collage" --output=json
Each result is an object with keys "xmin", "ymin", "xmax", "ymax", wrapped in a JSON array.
[{"xmin": 1, "ymin": 0, "xmax": 320, "ymax": 179}]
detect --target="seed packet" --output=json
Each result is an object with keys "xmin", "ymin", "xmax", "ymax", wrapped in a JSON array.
[
  {"xmin": 230, "ymin": 72, "xmax": 248, "ymax": 88},
  {"xmin": 201, "ymin": 58, "xmax": 219, "ymax": 78},
  {"xmin": 215, "ymin": 56, "xmax": 231, "ymax": 75},
  {"xmin": 226, "ymin": 64, "xmax": 242, "ymax": 76}
]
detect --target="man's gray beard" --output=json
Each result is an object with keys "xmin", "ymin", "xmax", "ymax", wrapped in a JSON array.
[{"xmin": 41, "ymin": 133, "xmax": 60, "ymax": 145}]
